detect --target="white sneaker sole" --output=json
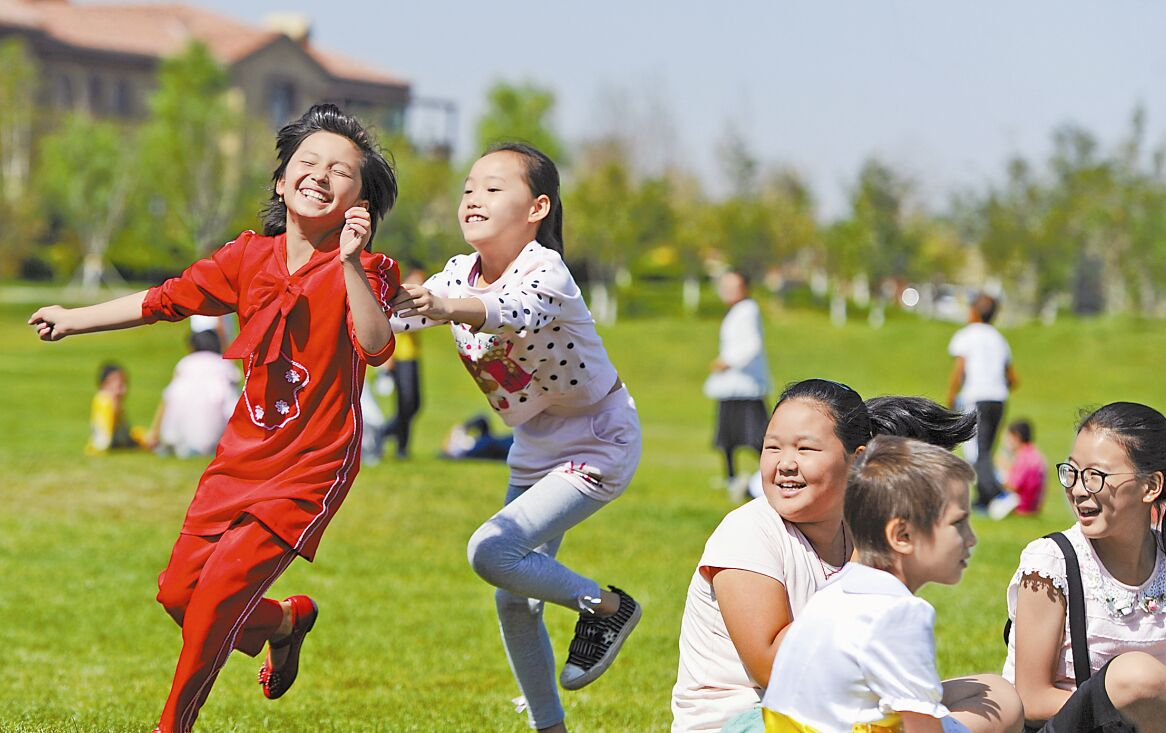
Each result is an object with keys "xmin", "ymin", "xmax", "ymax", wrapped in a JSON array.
[{"xmin": 559, "ymin": 602, "xmax": 643, "ymax": 691}]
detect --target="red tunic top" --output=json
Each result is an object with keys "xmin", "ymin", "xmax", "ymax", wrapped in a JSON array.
[{"xmin": 141, "ymin": 231, "xmax": 398, "ymax": 560}]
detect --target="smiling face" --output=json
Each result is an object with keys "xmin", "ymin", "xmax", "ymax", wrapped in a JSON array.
[
  {"xmin": 903, "ymin": 479, "xmax": 976, "ymax": 589},
  {"xmin": 760, "ymin": 399, "xmax": 856, "ymax": 524},
  {"xmin": 1064, "ymin": 428, "xmax": 1157, "ymax": 540},
  {"xmin": 458, "ymin": 151, "xmax": 547, "ymax": 252},
  {"xmin": 275, "ymin": 131, "xmax": 366, "ymax": 231}
]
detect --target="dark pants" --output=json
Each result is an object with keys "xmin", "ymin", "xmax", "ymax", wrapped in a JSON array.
[
  {"xmin": 382, "ymin": 359, "xmax": 421, "ymax": 457},
  {"xmin": 1027, "ymin": 659, "xmax": 1137, "ymax": 732},
  {"xmin": 973, "ymin": 400, "xmax": 1005, "ymax": 507}
]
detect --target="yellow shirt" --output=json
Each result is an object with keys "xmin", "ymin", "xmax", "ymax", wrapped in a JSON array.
[{"xmin": 393, "ymin": 330, "xmax": 419, "ymax": 361}]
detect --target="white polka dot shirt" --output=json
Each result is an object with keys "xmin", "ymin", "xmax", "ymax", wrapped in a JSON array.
[{"xmin": 390, "ymin": 241, "xmax": 619, "ymax": 427}]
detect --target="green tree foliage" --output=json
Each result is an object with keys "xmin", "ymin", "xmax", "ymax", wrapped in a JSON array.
[
  {"xmin": 36, "ymin": 113, "xmax": 136, "ymax": 289},
  {"xmin": 0, "ymin": 38, "xmax": 40, "ymax": 277},
  {"xmin": 375, "ymin": 134, "xmax": 460, "ymax": 268},
  {"xmin": 474, "ymin": 81, "xmax": 566, "ymax": 163},
  {"xmin": 130, "ymin": 42, "xmax": 265, "ymax": 266}
]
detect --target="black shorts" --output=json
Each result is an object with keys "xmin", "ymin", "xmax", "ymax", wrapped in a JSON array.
[
  {"xmin": 714, "ymin": 399, "xmax": 768, "ymax": 452},
  {"xmin": 1027, "ymin": 659, "xmax": 1137, "ymax": 733}
]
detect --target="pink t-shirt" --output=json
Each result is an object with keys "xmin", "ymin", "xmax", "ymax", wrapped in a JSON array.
[{"xmin": 1006, "ymin": 443, "xmax": 1046, "ymax": 513}]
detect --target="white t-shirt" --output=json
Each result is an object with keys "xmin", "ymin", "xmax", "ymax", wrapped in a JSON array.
[
  {"xmin": 671, "ymin": 498, "xmax": 842, "ymax": 733},
  {"xmin": 763, "ymin": 564, "xmax": 950, "ymax": 731},
  {"xmin": 159, "ymin": 351, "xmax": 239, "ymax": 457},
  {"xmin": 703, "ymin": 298, "xmax": 770, "ymax": 401},
  {"xmin": 948, "ymin": 323, "xmax": 1011, "ymax": 404},
  {"xmin": 1002, "ymin": 524, "xmax": 1166, "ymax": 689}
]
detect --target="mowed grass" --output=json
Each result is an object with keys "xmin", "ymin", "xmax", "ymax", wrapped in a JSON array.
[{"xmin": 1, "ymin": 289, "xmax": 1164, "ymax": 732}]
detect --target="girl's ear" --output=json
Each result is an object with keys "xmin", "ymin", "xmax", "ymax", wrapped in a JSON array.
[
  {"xmin": 885, "ymin": 517, "xmax": 913, "ymax": 555},
  {"xmin": 1142, "ymin": 471, "xmax": 1164, "ymax": 505},
  {"xmin": 528, "ymin": 194, "xmax": 551, "ymax": 224},
  {"xmin": 275, "ymin": 177, "xmax": 286, "ymax": 199}
]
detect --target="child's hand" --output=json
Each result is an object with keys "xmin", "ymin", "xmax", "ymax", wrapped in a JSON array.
[
  {"xmin": 338, "ymin": 206, "xmax": 371, "ymax": 262},
  {"xmin": 390, "ymin": 283, "xmax": 456, "ymax": 322},
  {"xmin": 28, "ymin": 305, "xmax": 76, "ymax": 341}
]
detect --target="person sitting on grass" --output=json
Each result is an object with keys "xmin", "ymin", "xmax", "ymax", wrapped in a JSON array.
[
  {"xmin": 988, "ymin": 419, "xmax": 1047, "ymax": 519},
  {"xmin": 671, "ymin": 379, "xmax": 1021, "ymax": 733},
  {"xmin": 763, "ymin": 435, "xmax": 1019, "ymax": 733},
  {"xmin": 87, "ymin": 361, "xmax": 148, "ymax": 454},
  {"xmin": 1004, "ymin": 402, "xmax": 1166, "ymax": 733}
]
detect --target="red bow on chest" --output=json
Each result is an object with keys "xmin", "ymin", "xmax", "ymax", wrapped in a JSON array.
[{"xmin": 224, "ymin": 269, "xmax": 304, "ymax": 365}]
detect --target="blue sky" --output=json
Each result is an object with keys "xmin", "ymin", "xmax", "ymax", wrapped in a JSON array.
[{"xmin": 88, "ymin": 1, "xmax": 1166, "ymax": 217}]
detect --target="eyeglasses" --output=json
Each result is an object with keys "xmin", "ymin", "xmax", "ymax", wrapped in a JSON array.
[{"xmin": 1056, "ymin": 463, "xmax": 1142, "ymax": 494}]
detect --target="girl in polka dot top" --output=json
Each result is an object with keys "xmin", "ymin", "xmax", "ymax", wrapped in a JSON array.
[{"xmin": 391, "ymin": 142, "xmax": 643, "ymax": 732}]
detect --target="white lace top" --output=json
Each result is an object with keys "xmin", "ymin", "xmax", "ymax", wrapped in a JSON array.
[{"xmin": 1002, "ymin": 524, "xmax": 1166, "ymax": 689}]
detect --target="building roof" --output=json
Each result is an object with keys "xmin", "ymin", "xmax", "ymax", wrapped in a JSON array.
[{"xmin": 0, "ymin": 0, "xmax": 407, "ymax": 87}]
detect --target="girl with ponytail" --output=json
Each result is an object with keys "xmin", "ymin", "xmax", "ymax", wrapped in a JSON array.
[
  {"xmin": 389, "ymin": 143, "xmax": 641, "ymax": 733},
  {"xmin": 672, "ymin": 379, "xmax": 1023, "ymax": 733}
]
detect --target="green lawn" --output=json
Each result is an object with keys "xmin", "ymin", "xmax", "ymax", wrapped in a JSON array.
[{"xmin": 1, "ymin": 290, "xmax": 1163, "ymax": 732}]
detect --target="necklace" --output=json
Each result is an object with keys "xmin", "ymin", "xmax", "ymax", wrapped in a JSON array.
[{"xmin": 811, "ymin": 529, "xmax": 849, "ymax": 581}]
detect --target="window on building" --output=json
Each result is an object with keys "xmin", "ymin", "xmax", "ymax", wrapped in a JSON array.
[
  {"xmin": 382, "ymin": 107, "xmax": 404, "ymax": 135},
  {"xmin": 114, "ymin": 78, "xmax": 134, "ymax": 117},
  {"xmin": 58, "ymin": 75, "xmax": 74, "ymax": 108},
  {"xmin": 88, "ymin": 74, "xmax": 105, "ymax": 114},
  {"xmin": 268, "ymin": 81, "xmax": 296, "ymax": 127}
]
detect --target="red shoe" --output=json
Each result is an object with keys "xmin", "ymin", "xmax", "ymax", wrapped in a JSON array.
[{"xmin": 257, "ymin": 595, "xmax": 318, "ymax": 700}]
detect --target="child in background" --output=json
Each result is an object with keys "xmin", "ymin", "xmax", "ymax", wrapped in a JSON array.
[
  {"xmin": 763, "ymin": 436, "xmax": 1002, "ymax": 733},
  {"xmin": 390, "ymin": 142, "xmax": 641, "ymax": 733},
  {"xmin": 988, "ymin": 420, "xmax": 1047, "ymax": 519},
  {"xmin": 380, "ymin": 265, "xmax": 426, "ymax": 458},
  {"xmin": 149, "ymin": 330, "xmax": 239, "ymax": 458},
  {"xmin": 87, "ymin": 361, "xmax": 148, "ymax": 453},
  {"xmin": 1004, "ymin": 402, "xmax": 1166, "ymax": 732},
  {"xmin": 29, "ymin": 103, "xmax": 399, "ymax": 733},
  {"xmin": 672, "ymin": 380, "xmax": 1021, "ymax": 733}
]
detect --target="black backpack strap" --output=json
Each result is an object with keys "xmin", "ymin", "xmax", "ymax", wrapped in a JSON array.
[{"xmin": 1045, "ymin": 531, "xmax": 1092, "ymax": 687}]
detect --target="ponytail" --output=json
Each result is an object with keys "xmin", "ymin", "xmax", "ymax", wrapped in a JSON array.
[
  {"xmin": 865, "ymin": 396, "xmax": 977, "ymax": 451},
  {"xmin": 775, "ymin": 379, "xmax": 976, "ymax": 453},
  {"xmin": 485, "ymin": 141, "xmax": 564, "ymax": 255}
]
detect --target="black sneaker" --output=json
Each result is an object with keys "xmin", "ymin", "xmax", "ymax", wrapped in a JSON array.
[{"xmin": 559, "ymin": 585, "xmax": 642, "ymax": 690}]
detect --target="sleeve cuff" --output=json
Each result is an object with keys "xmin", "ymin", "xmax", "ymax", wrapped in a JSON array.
[
  {"xmin": 358, "ymin": 333, "xmax": 395, "ymax": 367},
  {"xmin": 476, "ymin": 294, "xmax": 503, "ymax": 332}
]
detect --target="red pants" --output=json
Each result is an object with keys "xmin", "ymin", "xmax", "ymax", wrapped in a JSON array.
[{"xmin": 155, "ymin": 517, "xmax": 297, "ymax": 733}]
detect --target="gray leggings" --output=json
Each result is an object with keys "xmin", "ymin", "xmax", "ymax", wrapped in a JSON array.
[{"xmin": 467, "ymin": 473, "xmax": 607, "ymax": 729}]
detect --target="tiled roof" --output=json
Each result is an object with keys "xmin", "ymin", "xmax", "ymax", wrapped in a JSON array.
[{"xmin": 0, "ymin": 0, "xmax": 406, "ymax": 87}]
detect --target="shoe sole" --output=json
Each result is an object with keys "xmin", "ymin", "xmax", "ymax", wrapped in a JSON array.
[{"xmin": 559, "ymin": 602, "xmax": 643, "ymax": 691}]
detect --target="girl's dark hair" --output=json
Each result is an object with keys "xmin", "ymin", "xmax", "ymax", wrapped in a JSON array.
[
  {"xmin": 1008, "ymin": 419, "xmax": 1033, "ymax": 444},
  {"xmin": 97, "ymin": 361, "xmax": 124, "ymax": 386},
  {"xmin": 1077, "ymin": 402, "xmax": 1166, "ymax": 487},
  {"xmin": 260, "ymin": 103, "xmax": 397, "ymax": 244},
  {"xmin": 189, "ymin": 329, "xmax": 222, "ymax": 354},
  {"xmin": 485, "ymin": 141, "xmax": 564, "ymax": 255},
  {"xmin": 1077, "ymin": 402, "xmax": 1166, "ymax": 545},
  {"xmin": 774, "ymin": 379, "xmax": 977, "ymax": 453}
]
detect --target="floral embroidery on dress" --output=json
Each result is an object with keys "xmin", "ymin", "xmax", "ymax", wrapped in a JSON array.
[
  {"xmin": 242, "ymin": 352, "xmax": 311, "ymax": 430},
  {"xmin": 1067, "ymin": 530, "xmax": 1166, "ymax": 620}
]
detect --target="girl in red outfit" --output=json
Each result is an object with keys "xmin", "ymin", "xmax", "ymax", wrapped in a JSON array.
[{"xmin": 28, "ymin": 104, "xmax": 399, "ymax": 733}]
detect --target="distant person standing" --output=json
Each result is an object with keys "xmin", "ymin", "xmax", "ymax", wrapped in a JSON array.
[
  {"xmin": 703, "ymin": 270, "xmax": 770, "ymax": 502},
  {"xmin": 380, "ymin": 266, "xmax": 425, "ymax": 458},
  {"xmin": 946, "ymin": 293, "xmax": 1017, "ymax": 510}
]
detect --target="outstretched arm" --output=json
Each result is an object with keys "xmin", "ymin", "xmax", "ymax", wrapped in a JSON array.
[
  {"xmin": 29, "ymin": 291, "xmax": 149, "ymax": 341},
  {"xmin": 390, "ymin": 284, "xmax": 486, "ymax": 329}
]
